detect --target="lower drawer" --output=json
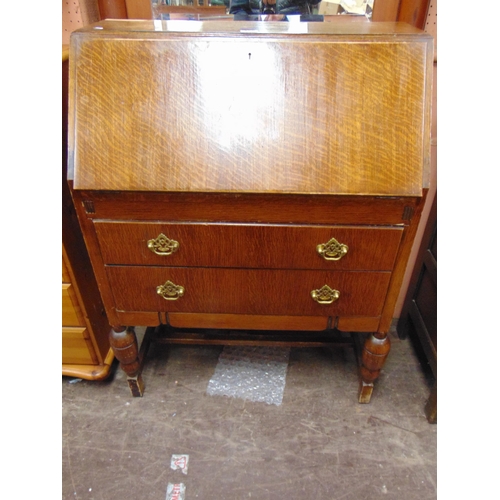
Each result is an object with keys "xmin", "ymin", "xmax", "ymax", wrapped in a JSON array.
[
  {"xmin": 106, "ymin": 266, "xmax": 391, "ymax": 317},
  {"xmin": 62, "ymin": 327, "xmax": 94, "ymax": 365}
]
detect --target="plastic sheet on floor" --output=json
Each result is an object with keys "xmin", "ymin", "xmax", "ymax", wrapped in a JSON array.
[{"xmin": 206, "ymin": 346, "xmax": 290, "ymax": 406}]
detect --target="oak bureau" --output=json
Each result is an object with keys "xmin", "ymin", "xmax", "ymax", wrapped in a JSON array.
[{"xmin": 68, "ymin": 19, "xmax": 433, "ymax": 402}]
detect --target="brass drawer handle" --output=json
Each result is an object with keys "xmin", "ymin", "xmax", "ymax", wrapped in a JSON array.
[
  {"xmin": 157, "ymin": 280, "xmax": 185, "ymax": 301},
  {"xmin": 316, "ymin": 237, "xmax": 349, "ymax": 261},
  {"xmin": 311, "ymin": 285, "xmax": 340, "ymax": 305},
  {"xmin": 147, "ymin": 233, "xmax": 179, "ymax": 256}
]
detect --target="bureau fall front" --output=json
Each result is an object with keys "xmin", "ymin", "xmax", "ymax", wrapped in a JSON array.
[{"xmin": 68, "ymin": 19, "xmax": 433, "ymax": 402}]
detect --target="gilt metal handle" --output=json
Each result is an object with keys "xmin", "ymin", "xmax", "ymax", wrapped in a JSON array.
[
  {"xmin": 156, "ymin": 280, "xmax": 185, "ymax": 301},
  {"xmin": 310, "ymin": 285, "xmax": 340, "ymax": 305},
  {"xmin": 316, "ymin": 237, "xmax": 348, "ymax": 261},
  {"xmin": 147, "ymin": 233, "xmax": 179, "ymax": 256}
]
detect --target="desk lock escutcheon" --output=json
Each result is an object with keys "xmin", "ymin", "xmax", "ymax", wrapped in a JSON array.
[
  {"xmin": 147, "ymin": 233, "xmax": 179, "ymax": 256},
  {"xmin": 316, "ymin": 237, "xmax": 349, "ymax": 261}
]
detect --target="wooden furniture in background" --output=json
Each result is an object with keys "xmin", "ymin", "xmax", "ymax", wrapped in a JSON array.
[
  {"xmin": 392, "ymin": 0, "xmax": 432, "ymax": 29},
  {"xmin": 68, "ymin": 20, "xmax": 433, "ymax": 400},
  {"xmin": 62, "ymin": 47, "xmax": 114, "ymax": 380},
  {"xmin": 98, "ymin": 0, "xmax": 129, "ymax": 19},
  {"xmin": 397, "ymin": 194, "xmax": 436, "ymax": 423}
]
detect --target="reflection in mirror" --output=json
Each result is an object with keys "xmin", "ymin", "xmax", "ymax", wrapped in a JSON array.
[
  {"xmin": 319, "ymin": 0, "xmax": 374, "ymax": 17},
  {"xmin": 151, "ymin": 0, "xmax": 229, "ymax": 20},
  {"xmin": 150, "ymin": 0, "xmax": 374, "ymax": 19},
  {"xmin": 152, "ymin": 0, "xmax": 228, "ymax": 7}
]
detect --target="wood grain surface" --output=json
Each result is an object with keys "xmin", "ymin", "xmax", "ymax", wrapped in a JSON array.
[
  {"xmin": 106, "ymin": 266, "xmax": 391, "ymax": 316},
  {"xmin": 62, "ymin": 327, "xmax": 95, "ymax": 365},
  {"xmin": 66, "ymin": 21, "xmax": 432, "ymax": 401},
  {"xmin": 69, "ymin": 21, "xmax": 432, "ymax": 195},
  {"xmin": 76, "ymin": 190, "xmax": 420, "ymax": 225},
  {"xmin": 94, "ymin": 221, "xmax": 403, "ymax": 270}
]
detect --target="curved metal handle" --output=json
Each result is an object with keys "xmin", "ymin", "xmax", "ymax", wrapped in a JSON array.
[
  {"xmin": 147, "ymin": 233, "xmax": 179, "ymax": 256},
  {"xmin": 156, "ymin": 280, "xmax": 185, "ymax": 301},
  {"xmin": 316, "ymin": 237, "xmax": 348, "ymax": 261},
  {"xmin": 310, "ymin": 285, "xmax": 340, "ymax": 305}
]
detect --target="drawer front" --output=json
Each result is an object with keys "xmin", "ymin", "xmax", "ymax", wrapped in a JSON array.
[
  {"xmin": 95, "ymin": 222, "xmax": 403, "ymax": 271},
  {"xmin": 62, "ymin": 327, "xmax": 94, "ymax": 365},
  {"xmin": 62, "ymin": 256, "xmax": 71, "ymax": 283},
  {"xmin": 106, "ymin": 266, "xmax": 391, "ymax": 317},
  {"xmin": 62, "ymin": 284, "xmax": 84, "ymax": 326}
]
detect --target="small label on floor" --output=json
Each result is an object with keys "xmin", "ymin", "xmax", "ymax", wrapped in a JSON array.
[
  {"xmin": 170, "ymin": 454, "xmax": 189, "ymax": 474},
  {"xmin": 166, "ymin": 483, "xmax": 186, "ymax": 500}
]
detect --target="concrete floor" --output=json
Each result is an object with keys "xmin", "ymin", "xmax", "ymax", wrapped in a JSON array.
[{"xmin": 62, "ymin": 330, "xmax": 437, "ymax": 500}]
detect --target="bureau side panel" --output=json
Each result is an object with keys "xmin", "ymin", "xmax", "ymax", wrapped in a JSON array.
[{"xmin": 378, "ymin": 189, "xmax": 428, "ymax": 333}]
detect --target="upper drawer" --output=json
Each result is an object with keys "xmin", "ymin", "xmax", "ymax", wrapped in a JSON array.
[
  {"xmin": 69, "ymin": 25, "xmax": 432, "ymax": 195},
  {"xmin": 94, "ymin": 222, "xmax": 403, "ymax": 271}
]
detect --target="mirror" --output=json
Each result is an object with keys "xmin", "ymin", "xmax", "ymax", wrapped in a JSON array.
[{"xmin": 150, "ymin": 0, "xmax": 375, "ymax": 19}]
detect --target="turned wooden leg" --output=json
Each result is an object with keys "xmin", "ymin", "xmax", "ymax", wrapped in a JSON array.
[
  {"xmin": 109, "ymin": 326, "xmax": 144, "ymax": 397},
  {"xmin": 358, "ymin": 333, "xmax": 391, "ymax": 404}
]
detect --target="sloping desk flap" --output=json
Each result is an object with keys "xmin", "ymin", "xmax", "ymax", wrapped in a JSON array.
[{"xmin": 68, "ymin": 20, "xmax": 432, "ymax": 196}]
